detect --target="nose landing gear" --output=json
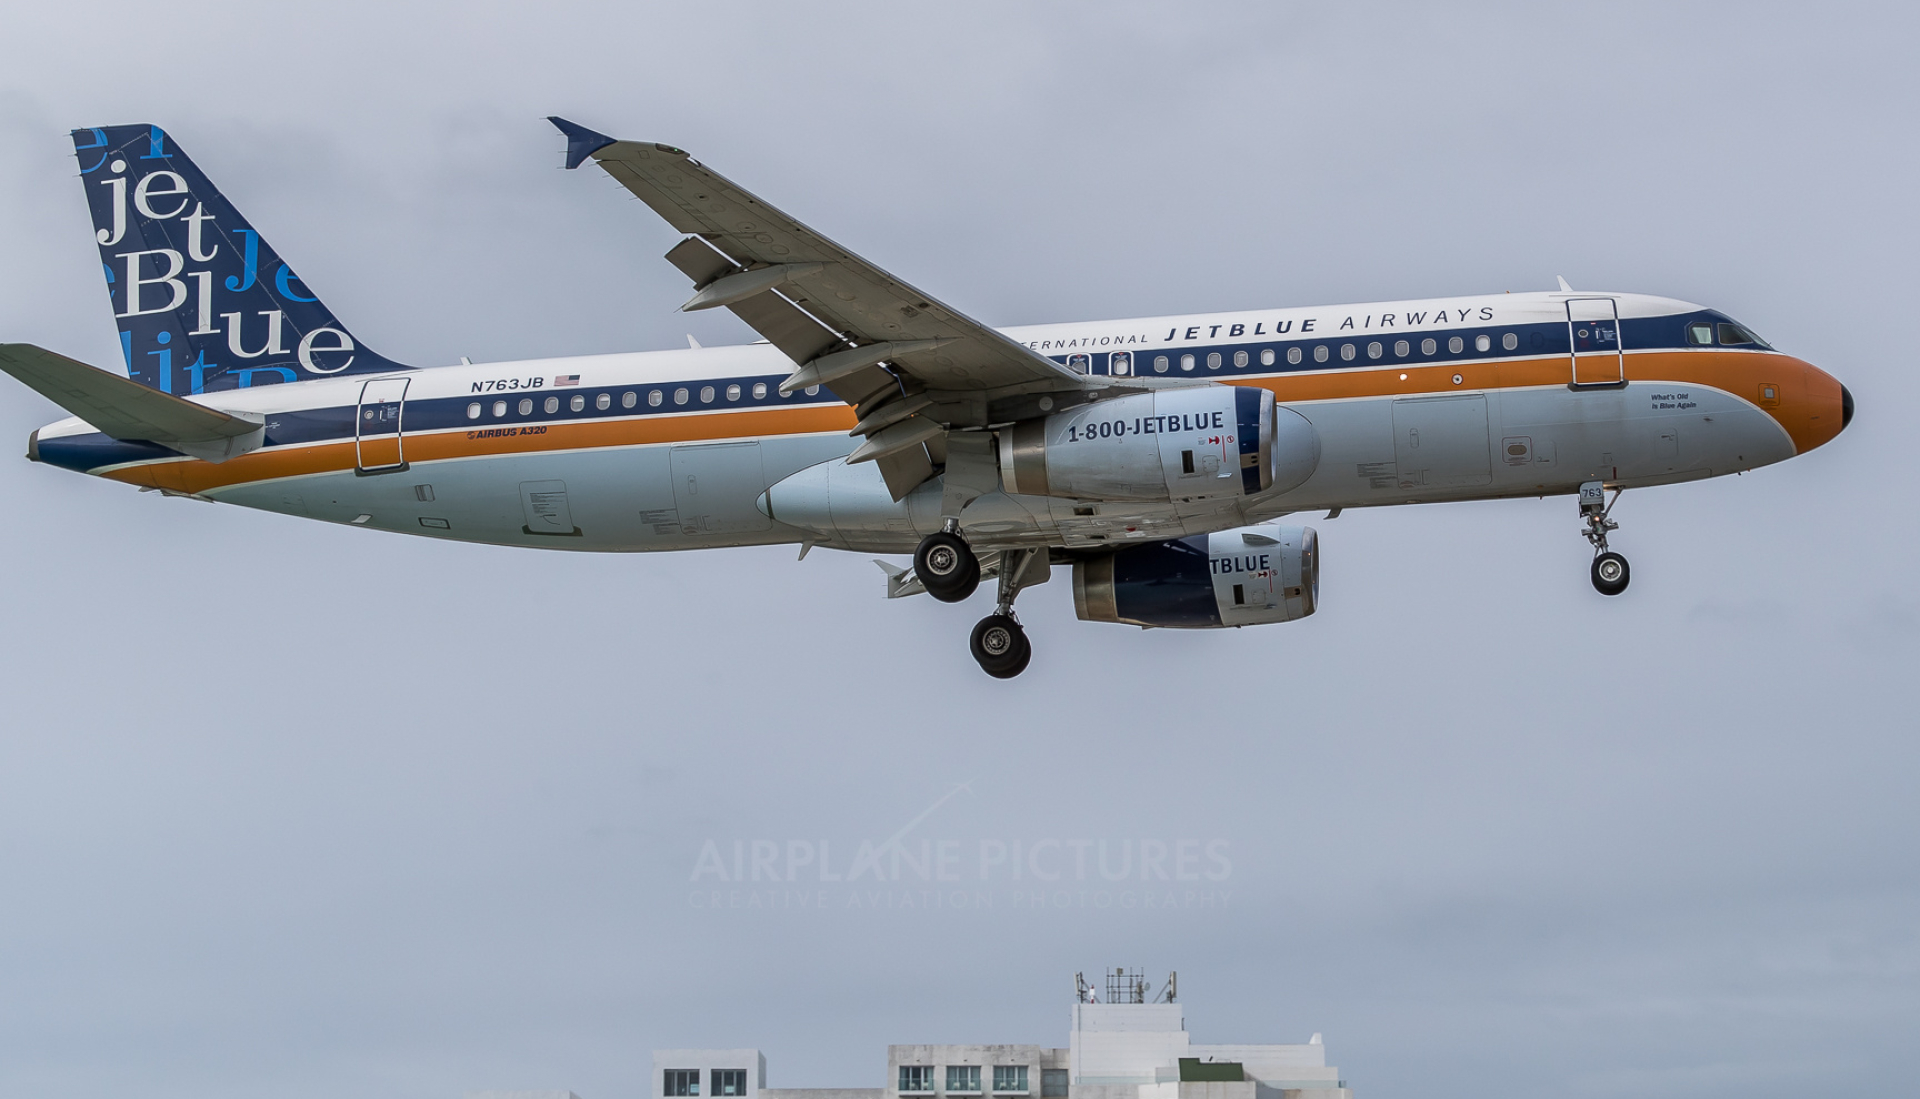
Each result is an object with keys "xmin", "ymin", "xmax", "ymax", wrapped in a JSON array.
[{"xmin": 1580, "ymin": 480, "xmax": 1630, "ymax": 596}]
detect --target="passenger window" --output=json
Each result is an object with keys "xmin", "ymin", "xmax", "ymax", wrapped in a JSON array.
[
  {"xmin": 1421, "ymin": 338, "xmax": 1437, "ymax": 355},
  {"xmin": 726, "ymin": 384, "xmax": 741, "ymax": 401},
  {"xmin": 1394, "ymin": 339, "xmax": 1410, "ymax": 357},
  {"xmin": 1206, "ymin": 352, "xmax": 1221, "ymax": 369},
  {"xmin": 595, "ymin": 392, "xmax": 611, "ymax": 410},
  {"xmin": 1260, "ymin": 348, "xmax": 1275, "ymax": 366},
  {"xmin": 1502, "ymin": 332, "xmax": 1518, "ymax": 350},
  {"xmin": 544, "ymin": 396, "xmax": 560, "ymax": 413},
  {"xmin": 1313, "ymin": 345, "xmax": 1329, "ymax": 362},
  {"xmin": 674, "ymin": 388, "xmax": 689, "ymax": 405},
  {"xmin": 1067, "ymin": 353, "xmax": 1091, "ymax": 373},
  {"xmin": 1111, "ymin": 352, "xmax": 1132, "ymax": 375},
  {"xmin": 1448, "ymin": 336, "xmax": 1464, "ymax": 354},
  {"xmin": 1685, "ymin": 322, "xmax": 1714, "ymax": 346},
  {"xmin": 569, "ymin": 394, "xmax": 585, "ymax": 412},
  {"xmin": 805, "ymin": 385, "xmax": 820, "ymax": 395},
  {"xmin": 1474, "ymin": 334, "xmax": 1491, "ymax": 352},
  {"xmin": 752, "ymin": 382, "xmax": 768, "ymax": 398},
  {"xmin": 518, "ymin": 398, "xmax": 533, "ymax": 415},
  {"xmin": 700, "ymin": 386, "xmax": 715, "ymax": 402},
  {"xmin": 1367, "ymin": 341, "xmax": 1383, "ymax": 359},
  {"xmin": 1287, "ymin": 347, "xmax": 1302, "ymax": 364},
  {"xmin": 648, "ymin": 390, "xmax": 663, "ymax": 407},
  {"xmin": 466, "ymin": 402, "xmax": 481, "ymax": 420},
  {"xmin": 492, "ymin": 400, "xmax": 507, "ymax": 417},
  {"xmin": 1180, "ymin": 354, "xmax": 1195, "ymax": 371},
  {"xmin": 1340, "ymin": 344, "xmax": 1356, "ymax": 361},
  {"xmin": 1153, "ymin": 355, "xmax": 1169, "ymax": 373},
  {"xmin": 1233, "ymin": 350, "xmax": 1249, "ymax": 368},
  {"xmin": 622, "ymin": 391, "xmax": 637, "ymax": 408}
]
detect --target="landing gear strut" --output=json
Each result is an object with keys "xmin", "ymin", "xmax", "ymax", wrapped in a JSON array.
[
  {"xmin": 968, "ymin": 547, "xmax": 1044, "ymax": 679},
  {"xmin": 1580, "ymin": 480, "xmax": 1630, "ymax": 596},
  {"xmin": 914, "ymin": 521, "xmax": 979, "ymax": 603}
]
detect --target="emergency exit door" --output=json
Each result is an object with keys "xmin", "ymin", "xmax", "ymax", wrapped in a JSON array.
[
  {"xmin": 1567, "ymin": 298, "xmax": 1625, "ymax": 387},
  {"xmin": 355, "ymin": 377, "xmax": 410, "ymax": 473}
]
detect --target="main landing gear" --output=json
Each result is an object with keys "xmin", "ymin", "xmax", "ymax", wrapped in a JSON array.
[
  {"xmin": 968, "ymin": 547, "xmax": 1044, "ymax": 679},
  {"xmin": 1580, "ymin": 480, "xmax": 1630, "ymax": 597},
  {"xmin": 914, "ymin": 522, "xmax": 980, "ymax": 603},
  {"xmin": 914, "ymin": 527, "xmax": 1041, "ymax": 678}
]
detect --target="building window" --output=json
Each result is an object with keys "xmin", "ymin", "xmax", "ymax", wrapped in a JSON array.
[
  {"xmin": 1041, "ymin": 1070, "xmax": 1068, "ymax": 1098},
  {"xmin": 993, "ymin": 1066, "xmax": 1029, "ymax": 1094},
  {"xmin": 665, "ymin": 1070, "xmax": 700, "ymax": 1097},
  {"xmin": 713, "ymin": 1070, "xmax": 747, "ymax": 1097},
  {"xmin": 901, "ymin": 1067, "xmax": 934, "ymax": 1093},
  {"xmin": 947, "ymin": 1067, "xmax": 981, "ymax": 1094}
]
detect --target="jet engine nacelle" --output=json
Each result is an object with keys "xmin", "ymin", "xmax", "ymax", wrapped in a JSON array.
[
  {"xmin": 999, "ymin": 386, "xmax": 1320, "ymax": 502},
  {"xmin": 1072, "ymin": 522, "xmax": 1319, "ymax": 629}
]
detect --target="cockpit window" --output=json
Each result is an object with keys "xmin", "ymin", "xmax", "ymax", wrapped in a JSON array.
[
  {"xmin": 1717, "ymin": 322, "xmax": 1769, "ymax": 348},
  {"xmin": 1685, "ymin": 321, "xmax": 1714, "ymax": 346}
]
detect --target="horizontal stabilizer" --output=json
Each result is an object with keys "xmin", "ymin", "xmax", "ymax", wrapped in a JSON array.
[{"xmin": 1, "ymin": 343, "xmax": 264, "ymax": 463}]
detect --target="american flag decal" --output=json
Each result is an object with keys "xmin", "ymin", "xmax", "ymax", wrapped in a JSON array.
[{"xmin": 554, "ymin": 374, "xmax": 581, "ymax": 386}]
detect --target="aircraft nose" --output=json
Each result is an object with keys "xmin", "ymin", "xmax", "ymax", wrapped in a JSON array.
[
  {"xmin": 1791, "ymin": 360, "xmax": 1849, "ymax": 452},
  {"xmin": 1841, "ymin": 383, "xmax": 1854, "ymax": 430}
]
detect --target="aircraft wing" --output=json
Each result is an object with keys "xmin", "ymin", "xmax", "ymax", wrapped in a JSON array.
[{"xmin": 550, "ymin": 117, "xmax": 1122, "ymax": 499}]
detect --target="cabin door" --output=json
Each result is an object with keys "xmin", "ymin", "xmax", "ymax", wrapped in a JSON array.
[
  {"xmin": 1566, "ymin": 298, "xmax": 1625, "ymax": 387},
  {"xmin": 355, "ymin": 377, "xmax": 410, "ymax": 473}
]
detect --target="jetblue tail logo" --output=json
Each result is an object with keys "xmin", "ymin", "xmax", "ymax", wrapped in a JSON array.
[{"xmin": 72, "ymin": 125, "xmax": 410, "ymax": 393}]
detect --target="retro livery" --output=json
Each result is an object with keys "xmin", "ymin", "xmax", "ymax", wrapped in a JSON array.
[{"xmin": 2, "ymin": 121, "xmax": 1852, "ymax": 677}]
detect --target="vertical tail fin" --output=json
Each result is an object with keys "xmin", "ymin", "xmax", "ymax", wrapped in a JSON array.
[{"xmin": 72, "ymin": 124, "xmax": 411, "ymax": 393}]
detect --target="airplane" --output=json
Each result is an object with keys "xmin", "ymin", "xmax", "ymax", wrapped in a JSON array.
[{"xmin": 1, "ymin": 120, "xmax": 1852, "ymax": 678}]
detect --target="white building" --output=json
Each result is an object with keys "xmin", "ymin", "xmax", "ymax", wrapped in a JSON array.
[{"xmin": 647, "ymin": 975, "xmax": 1350, "ymax": 1099}]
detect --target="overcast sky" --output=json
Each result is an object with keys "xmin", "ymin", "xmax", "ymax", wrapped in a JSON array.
[{"xmin": 1, "ymin": 4, "xmax": 1915, "ymax": 1099}]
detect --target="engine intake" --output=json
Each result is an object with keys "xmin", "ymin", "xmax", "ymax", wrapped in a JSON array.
[
  {"xmin": 1000, "ymin": 387, "xmax": 1319, "ymax": 502},
  {"xmin": 1072, "ymin": 523, "xmax": 1319, "ymax": 629}
]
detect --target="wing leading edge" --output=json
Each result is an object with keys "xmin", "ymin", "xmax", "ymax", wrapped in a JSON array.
[{"xmin": 548, "ymin": 117, "xmax": 1148, "ymax": 500}]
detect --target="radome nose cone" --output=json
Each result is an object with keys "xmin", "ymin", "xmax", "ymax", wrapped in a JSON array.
[{"xmin": 1841, "ymin": 384, "xmax": 1854, "ymax": 430}]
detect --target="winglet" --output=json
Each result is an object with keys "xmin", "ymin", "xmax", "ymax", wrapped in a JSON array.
[
  {"xmin": 1556, "ymin": 275, "xmax": 1574, "ymax": 292},
  {"xmin": 547, "ymin": 117, "xmax": 616, "ymax": 170}
]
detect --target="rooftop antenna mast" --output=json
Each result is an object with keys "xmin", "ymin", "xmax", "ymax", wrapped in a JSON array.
[
  {"xmin": 1155, "ymin": 971, "xmax": 1178, "ymax": 1003},
  {"xmin": 1105, "ymin": 967, "xmax": 1147, "ymax": 1004},
  {"xmin": 1075, "ymin": 972, "xmax": 1095, "ymax": 1003}
]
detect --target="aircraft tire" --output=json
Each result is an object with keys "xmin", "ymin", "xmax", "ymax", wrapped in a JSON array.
[
  {"xmin": 1591, "ymin": 551, "xmax": 1630, "ymax": 596},
  {"xmin": 916, "ymin": 531, "xmax": 980, "ymax": 602},
  {"xmin": 970, "ymin": 614, "xmax": 1031, "ymax": 678}
]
